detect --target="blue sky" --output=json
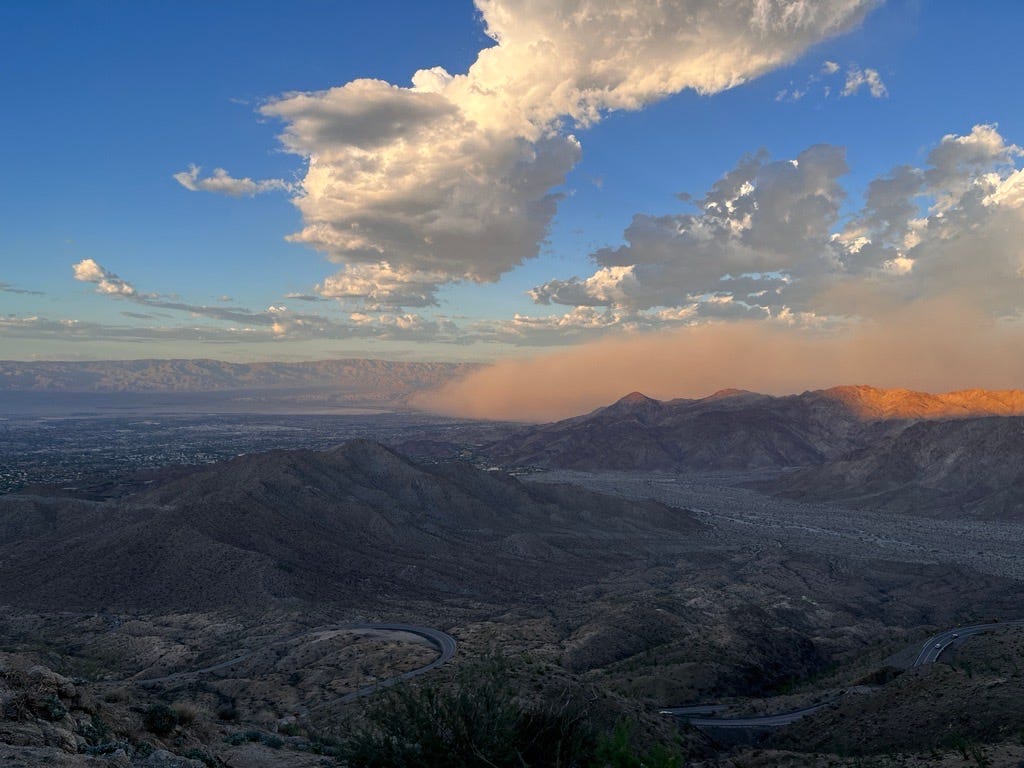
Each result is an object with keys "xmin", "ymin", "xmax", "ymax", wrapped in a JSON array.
[{"xmin": 3, "ymin": 0, "xmax": 1024, "ymax": 362}]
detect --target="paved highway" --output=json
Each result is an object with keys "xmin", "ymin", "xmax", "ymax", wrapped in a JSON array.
[
  {"xmin": 679, "ymin": 701, "xmax": 833, "ymax": 729},
  {"xmin": 327, "ymin": 624, "xmax": 457, "ymax": 707},
  {"xmin": 658, "ymin": 705, "xmax": 729, "ymax": 717},
  {"xmin": 664, "ymin": 620, "xmax": 1024, "ymax": 730},
  {"xmin": 121, "ymin": 623, "xmax": 457, "ymax": 700},
  {"xmin": 912, "ymin": 619, "xmax": 1024, "ymax": 666}
]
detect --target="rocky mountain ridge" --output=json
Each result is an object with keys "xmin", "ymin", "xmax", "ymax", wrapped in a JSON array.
[{"xmin": 486, "ymin": 386, "xmax": 1024, "ymax": 518}]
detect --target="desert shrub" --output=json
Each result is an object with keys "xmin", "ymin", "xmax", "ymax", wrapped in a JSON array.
[
  {"xmin": 262, "ymin": 734, "xmax": 284, "ymax": 749},
  {"xmin": 143, "ymin": 703, "xmax": 179, "ymax": 736},
  {"xmin": 170, "ymin": 700, "xmax": 199, "ymax": 725},
  {"xmin": 132, "ymin": 741, "xmax": 155, "ymax": 759},
  {"xmin": 80, "ymin": 714, "xmax": 111, "ymax": 745},
  {"xmin": 1, "ymin": 690, "xmax": 30, "ymax": 720},
  {"xmin": 280, "ymin": 722, "xmax": 303, "ymax": 737},
  {"xmin": 103, "ymin": 687, "xmax": 129, "ymax": 704},
  {"xmin": 41, "ymin": 696, "xmax": 68, "ymax": 721},
  {"xmin": 594, "ymin": 722, "xmax": 682, "ymax": 768},
  {"xmin": 340, "ymin": 655, "xmax": 679, "ymax": 768},
  {"xmin": 224, "ymin": 730, "xmax": 263, "ymax": 746},
  {"xmin": 306, "ymin": 731, "xmax": 345, "ymax": 758}
]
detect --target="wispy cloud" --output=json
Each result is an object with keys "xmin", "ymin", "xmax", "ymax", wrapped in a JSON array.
[
  {"xmin": 173, "ymin": 164, "xmax": 292, "ymax": 197},
  {"xmin": 777, "ymin": 60, "xmax": 888, "ymax": 102},
  {"xmin": 67, "ymin": 258, "xmax": 474, "ymax": 344},
  {"xmin": 842, "ymin": 66, "xmax": 888, "ymax": 98},
  {"xmin": 0, "ymin": 281, "xmax": 43, "ymax": 296},
  {"xmin": 284, "ymin": 292, "xmax": 328, "ymax": 302}
]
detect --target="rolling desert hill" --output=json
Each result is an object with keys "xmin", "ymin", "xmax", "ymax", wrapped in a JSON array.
[
  {"xmin": 775, "ymin": 415, "xmax": 1024, "ymax": 518},
  {"xmin": 0, "ymin": 440, "xmax": 699, "ymax": 612}
]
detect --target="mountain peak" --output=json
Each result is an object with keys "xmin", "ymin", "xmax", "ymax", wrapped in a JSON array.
[
  {"xmin": 615, "ymin": 391, "xmax": 659, "ymax": 406},
  {"xmin": 703, "ymin": 388, "xmax": 758, "ymax": 401}
]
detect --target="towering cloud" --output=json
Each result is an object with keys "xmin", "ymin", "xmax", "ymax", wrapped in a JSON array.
[
  {"xmin": 527, "ymin": 124, "xmax": 1024, "ymax": 327},
  {"xmin": 188, "ymin": 0, "xmax": 873, "ymax": 308}
]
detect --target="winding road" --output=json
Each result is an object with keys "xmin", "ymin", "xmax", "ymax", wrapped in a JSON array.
[
  {"xmin": 120, "ymin": 623, "xmax": 457, "ymax": 704},
  {"xmin": 111, "ymin": 618, "xmax": 1023, "ymax": 727},
  {"xmin": 323, "ymin": 624, "xmax": 457, "ymax": 708},
  {"xmin": 913, "ymin": 619, "xmax": 1024, "ymax": 666},
  {"xmin": 663, "ymin": 620, "xmax": 1024, "ymax": 729}
]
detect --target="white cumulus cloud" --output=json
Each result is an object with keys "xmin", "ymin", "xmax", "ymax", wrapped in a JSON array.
[
  {"xmin": 209, "ymin": 0, "xmax": 874, "ymax": 308},
  {"xmin": 520, "ymin": 124, "xmax": 1024, "ymax": 336},
  {"xmin": 73, "ymin": 258, "xmax": 137, "ymax": 296}
]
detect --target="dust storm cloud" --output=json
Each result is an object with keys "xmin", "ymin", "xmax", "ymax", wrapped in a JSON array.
[{"xmin": 416, "ymin": 301, "xmax": 1024, "ymax": 421}]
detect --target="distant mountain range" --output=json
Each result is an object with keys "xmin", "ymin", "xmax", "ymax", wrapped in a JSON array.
[
  {"xmin": 0, "ymin": 358, "xmax": 478, "ymax": 398},
  {"xmin": 486, "ymin": 385, "xmax": 1024, "ymax": 518},
  {"xmin": 0, "ymin": 441, "xmax": 699, "ymax": 612}
]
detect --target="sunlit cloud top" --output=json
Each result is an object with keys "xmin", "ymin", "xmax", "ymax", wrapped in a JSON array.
[{"xmin": 182, "ymin": 0, "xmax": 873, "ymax": 308}]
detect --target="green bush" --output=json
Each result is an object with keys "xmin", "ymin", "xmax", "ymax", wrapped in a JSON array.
[
  {"xmin": 142, "ymin": 703, "xmax": 178, "ymax": 737},
  {"xmin": 340, "ymin": 655, "xmax": 680, "ymax": 768},
  {"xmin": 81, "ymin": 714, "xmax": 111, "ymax": 746},
  {"xmin": 132, "ymin": 742, "xmax": 155, "ymax": 759},
  {"xmin": 594, "ymin": 722, "xmax": 682, "ymax": 768},
  {"xmin": 41, "ymin": 696, "xmax": 68, "ymax": 721},
  {"xmin": 224, "ymin": 730, "xmax": 263, "ymax": 746}
]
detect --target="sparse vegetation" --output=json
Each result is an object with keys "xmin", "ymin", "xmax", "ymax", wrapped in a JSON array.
[
  {"xmin": 340, "ymin": 656, "xmax": 683, "ymax": 768},
  {"xmin": 41, "ymin": 695, "xmax": 67, "ymax": 721},
  {"xmin": 143, "ymin": 702, "xmax": 180, "ymax": 736},
  {"xmin": 2, "ymin": 428, "xmax": 1024, "ymax": 767}
]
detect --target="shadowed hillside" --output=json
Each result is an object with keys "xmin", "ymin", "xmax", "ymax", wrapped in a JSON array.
[
  {"xmin": 0, "ymin": 440, "xmax": 699, "ymax": 612},
  {"xmin": 776, "ymin": 416, "xmax": 1024, "ymax": 518}
]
